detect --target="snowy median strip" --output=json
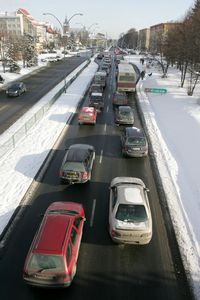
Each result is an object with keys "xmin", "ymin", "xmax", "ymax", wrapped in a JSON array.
[{"xmin": 137, "ymin": 79, "xmax": 200, "ymax": 299}]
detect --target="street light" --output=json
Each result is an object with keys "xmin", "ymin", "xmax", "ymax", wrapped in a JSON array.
[
  {"xmin": 67, "ymin": 13, "xmax": 83, "ymax": 24},
  {"xmin": 43, "ymin": 12, "xmax": 83, "ymax": 93},
  {"xmin": 86, "ymin": 23, "xmax": 99, "ymax": 48},
  {"xmin": 87, "ymin": 23, "xmax": 98, "ymax": 32}
]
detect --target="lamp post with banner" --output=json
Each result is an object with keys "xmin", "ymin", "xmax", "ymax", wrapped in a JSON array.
[{"xmin": 43, "ymin": 12, "xmax": 83, "ymax": 93}]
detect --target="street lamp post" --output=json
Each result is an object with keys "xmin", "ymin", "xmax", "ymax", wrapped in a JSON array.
[
  {"xmin": 86, "ymin": 23, "xmax": 98, "ymax": 48},
  {"xmin": 43, "ymin": 12, "xmax": 83, "ymax": 93}
]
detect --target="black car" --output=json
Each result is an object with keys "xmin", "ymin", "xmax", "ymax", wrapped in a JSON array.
[
  {"xmin": 89, "ymin": 92, "xmax": 104, "ymax": 112},
  {"xmin": 121, "ymin": 127, "xmax": 148, "ymax": 157},
  {"xmin": 6, "ymin": 82, "xmax": 27, "ymax": 97},
  {"xmin": 113, "ymin": 91, "xmax": 128, "ymax": 107},
  {"xmin": 90, "ymin": 83, "xmax": 104, "ymax": 95},
  {"xmin": 59, "ymin": 144, "xmax": 95, "ymax": 184}
]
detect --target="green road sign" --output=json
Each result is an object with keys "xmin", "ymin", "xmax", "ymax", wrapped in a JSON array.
[{"xmin": 145, "ymin": 88, "xmax": 167, "ymax": 94}]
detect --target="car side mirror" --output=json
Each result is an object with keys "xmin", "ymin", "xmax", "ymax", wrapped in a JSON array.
[{"xmin": 145, "ymin": 188, "xmax": 150, "ymax": 192}]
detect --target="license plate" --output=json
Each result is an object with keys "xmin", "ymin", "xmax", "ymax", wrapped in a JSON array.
[{"xmin": 66, "ymin": 172, "xmax": 78, "ymax": 178}]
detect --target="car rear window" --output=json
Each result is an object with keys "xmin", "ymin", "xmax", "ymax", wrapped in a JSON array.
[
  {"xmin": 127, "ymin": 137, "xmax": 146, "ymax": 146},
  {"xmin": 81, "ymin": 112, "xmax": 93, "ymax": 117},
  {"xmin": 115, "ymin": 94, "xmax": 126, "ymax": 100},
  {"xmin": 27, "ymin": 253, "xmax": 65, "ymax": 272},
  {"xmin": 116, "ymin": 204, "xmax": 147, "ymax": 222},
  {"xmin": 63, "ymin": 162, "xmax": 86, "ymax": 172}
]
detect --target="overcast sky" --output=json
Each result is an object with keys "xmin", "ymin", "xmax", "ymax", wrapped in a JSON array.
[{"xmin": 0, "ymin": 0, "xmax": 195, "ymax": 38}]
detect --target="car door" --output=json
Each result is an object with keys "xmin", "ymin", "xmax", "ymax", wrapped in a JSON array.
[
  {"xmin": 66, "ymin": 240, "xmax": 75, "ymax": 280},
  {"xmin": 121, "ymin": 129, "xmax": 126, "ymax": 146},
  {"xmin": 109, "ymin": 186, "xmax": 118, "ymax": 230}
]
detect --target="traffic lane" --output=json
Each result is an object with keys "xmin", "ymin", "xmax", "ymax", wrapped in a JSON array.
[
  {"xmin": 0, "ymin": 64, "xmax": 192, "ymax": 300},
  {"xmin": 0, "ymin": 57, "xmax": 86, "ymax": 134},
  {"xmin": 38, "ymin": 113, "xmax": 190, "ymax": 300}
]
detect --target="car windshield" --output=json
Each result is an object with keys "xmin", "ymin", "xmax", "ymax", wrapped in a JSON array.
[
  {"xmin": 27, "ymin": 254, "xmax": 65, "ymax": 273},
  {"xmin": 116, "ymin": 204, "xmax": 147, "ymax": 222},
  {"xmin": 49, "ymin": 209, "xmax": 79, "ymax": 216},
  {"xmin": 127, "ymin": 137, "xmax": 146, "ymax": 146},
  {"xmin": 63, "ymin": 162, "xmax": 86, "ymax": 172}
]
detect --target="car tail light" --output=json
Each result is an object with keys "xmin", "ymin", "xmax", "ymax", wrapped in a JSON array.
[
  {"xmin": 82, "ymin": 171, "xmax": 88, "ymax": 180},
  {"xmin": 59, "ymin": 170, "xmax": 64, "ymax": 177},
  {"xmin": 111, "ymin": 229, "xmax": 120, "ymax": 237}
]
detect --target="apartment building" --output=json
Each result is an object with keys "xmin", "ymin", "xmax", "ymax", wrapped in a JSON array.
[{"xmin": 138, "ymin": 28, "xmax": 150, "ymax": 51}]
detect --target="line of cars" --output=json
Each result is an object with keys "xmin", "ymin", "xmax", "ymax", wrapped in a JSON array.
[
  {"xmin": 22, "ymin": 50, "xmax": 152, "ymax": 289},
  {"xmin": 112, "ymin": 90, "xmax": 148, "ymax": 157}
]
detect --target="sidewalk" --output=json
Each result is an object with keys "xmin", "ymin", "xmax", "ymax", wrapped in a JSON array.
[{"xmin": 128, "ymin": 55, "xmax": 200, "ymax": 299}]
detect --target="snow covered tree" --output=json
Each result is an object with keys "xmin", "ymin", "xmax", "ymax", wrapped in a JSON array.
[{"xmin": 20, "ymin": 34, "xmax": 38, "ymax": 68}]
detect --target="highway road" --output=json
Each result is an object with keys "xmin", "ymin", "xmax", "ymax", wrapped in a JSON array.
[
  {"xmin": 0, "ymin": 56, "xmax": 86, "ymax": 134},
  {"xmin": 0, "ymin": 55, "xmax": 194, "ymax": 300}
]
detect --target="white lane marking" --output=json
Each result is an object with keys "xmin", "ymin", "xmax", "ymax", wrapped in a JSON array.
[
  {"xmin": 106, "ymin": 106, "xmax": 109, "ymax": 112},
  {"xmin": 0, "ymin": 104, "xmax": 9, "ymax": 112},
  {"xmin": 104, "ymin": 124, "xmax": 107, "ymax": 132},
  {"xmin": 90, "ymin": 199, "xmax": 96, "ymax": 227},
  {"xmin": 108, "ymin": 93, "xmax": 111, "ymax": 98},
  {"xmin": 99, "ymin": 149, "xmax": 103, "ymax": 163}
]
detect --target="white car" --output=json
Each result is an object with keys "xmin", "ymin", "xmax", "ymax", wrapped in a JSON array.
[{"xmin": 109, "ymin": 177, "xmax": 152, "ymax": 245}]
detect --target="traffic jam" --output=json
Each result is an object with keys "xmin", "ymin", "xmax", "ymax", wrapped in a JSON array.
[{"xmin": 22, "ymin": 49, "xmax": 153, "ymax": 288}]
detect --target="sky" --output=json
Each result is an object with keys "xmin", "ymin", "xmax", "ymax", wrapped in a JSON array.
[
  {"xmin": 0, "ymin": 0, "xmax": 195, "ymax": 39},
  {"xmin": 0, "ymin": 52, "xmax": 200, "ymax": 298}
]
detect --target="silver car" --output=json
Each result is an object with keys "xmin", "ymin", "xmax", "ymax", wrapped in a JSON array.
[
  {"xmin": 115, "ymin": 106, "xmax": 134, "ymax": 125},
  {"xmin": 109, "ymin": 177, "xmax": 152, "ymax": 245}
]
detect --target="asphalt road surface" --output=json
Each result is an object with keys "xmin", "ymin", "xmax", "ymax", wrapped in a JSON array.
[
  {"xmin": 0, "ymin": 56, "xmax": 86, "ymax": 134},
  {"xmin": 0, "ymin": 56, "xmax": 194, "ymax": 300}
]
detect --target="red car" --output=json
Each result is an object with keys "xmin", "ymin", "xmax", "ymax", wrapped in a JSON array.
[
  {"xmin": 23, "ymin": 201, "xmax": 85, "ymax": 288},
  {"xmin": 78, "ymin": 106, "xmax": 97, "ymax": 124}
]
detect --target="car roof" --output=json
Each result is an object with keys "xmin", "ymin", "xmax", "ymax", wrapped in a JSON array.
[
  {"xmin": 117, "ymin": 185, "xmax": 145, "ymax": 205},
  {"xmin": 34, "ymin": 215, "xmax": 70, "ymax": 254},
  {"xmin": 95, "ymin": 71, "xmax": 106, "ymax": 76},
  {"xmin": 125, "ymin": 127, "xmax": 145, "ymax": 138},
  {"xmin": 33, "ymin": 201, "xmax": 83, "ymax": 254},
  {"xmin": 67, "ymin": 144, "xmax": 94, "ymax": 162},
  {"xmin": 91, "ymin": 92, "xmax": 102, "ymax": 97}
]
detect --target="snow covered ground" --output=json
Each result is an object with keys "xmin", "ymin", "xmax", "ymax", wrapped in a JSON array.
[{"xmin": 0, "ymin": 54, "xmax": 200, "ymax": 299}]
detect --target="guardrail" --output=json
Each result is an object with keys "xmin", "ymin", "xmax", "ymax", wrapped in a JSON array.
[{"xmin": 0, "ymin": 59, "xmax": 90, "ymax": 160}]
